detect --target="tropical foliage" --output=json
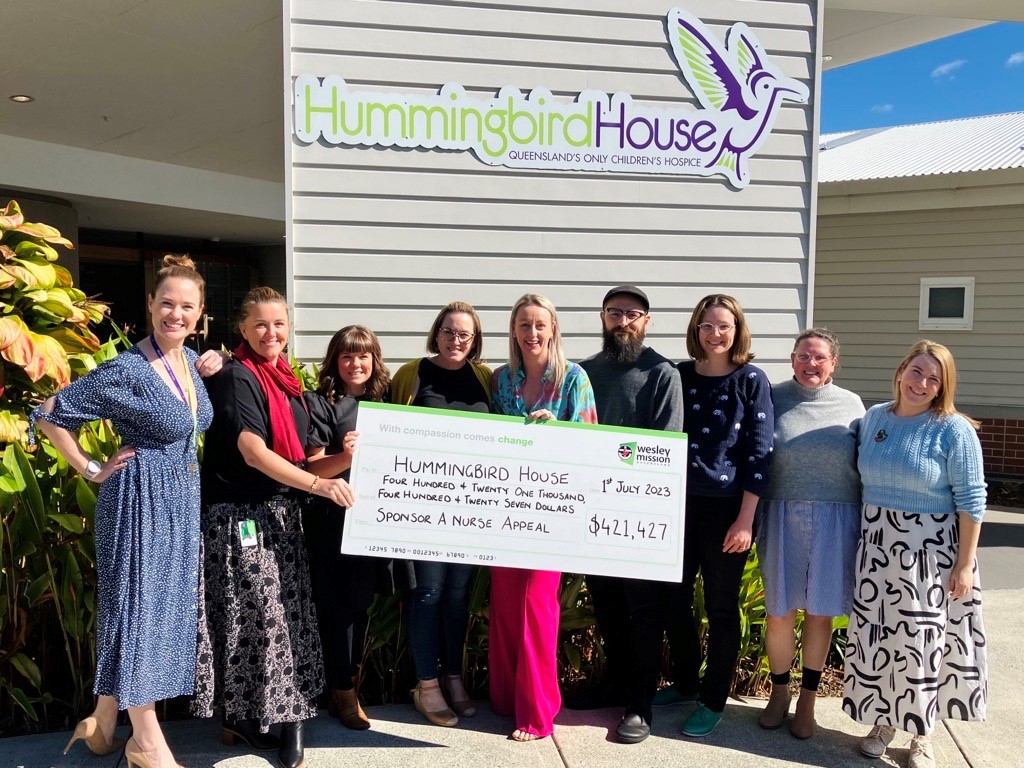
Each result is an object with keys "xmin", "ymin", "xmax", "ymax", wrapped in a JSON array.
[{"xmin": 1, "ymin": 201, "xmax": 125, "ymax": 735}]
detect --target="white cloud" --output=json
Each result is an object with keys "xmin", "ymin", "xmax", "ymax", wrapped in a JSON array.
[
  {"xmin": 931, "ymin": 59, "xmax": 967, "ymax": 79},
  {"xmin": 1007, "ymin": 51, "xmax": 1024, "ymax": 67},
  {"xmin": 870, "ymin": 103, "xmax": 894, "ymax": 114}
]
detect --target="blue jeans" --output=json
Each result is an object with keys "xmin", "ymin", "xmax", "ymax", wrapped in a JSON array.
[{"xmin": 406, "ymin": 561, "xmax": 474, "ymax": 680}]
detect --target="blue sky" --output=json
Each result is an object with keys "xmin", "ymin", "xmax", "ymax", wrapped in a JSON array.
[{"xmin": 821, "ymin": 22, "xmax": 1024, "ymax": 134}]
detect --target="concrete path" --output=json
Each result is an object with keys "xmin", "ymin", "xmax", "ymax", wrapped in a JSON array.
[{"xmin": 3, "ymin": 507, "xmax": 1020, "ymax": 768}]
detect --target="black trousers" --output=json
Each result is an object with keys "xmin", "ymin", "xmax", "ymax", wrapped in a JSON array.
[
  {"xmin": 663, "ymin": 493, "xmax": 749, "ymax": 713},
  {"xmin": 586, "ymin": 574, "xmax": 630, "ymax": 692},
  {"xmin": 303, "ymin": 501, "xmax": 378, "ymax": 690}
]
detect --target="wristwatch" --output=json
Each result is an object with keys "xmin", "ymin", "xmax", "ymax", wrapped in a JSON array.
[{"xmin": 84, "ymin": 460, "xmax": 102, "ymax": 480}]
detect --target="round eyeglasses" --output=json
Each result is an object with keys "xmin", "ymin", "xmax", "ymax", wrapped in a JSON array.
[
  {"xmin": 794, "ymin": 352, "xmax": 833, "ymax": 364},
  {"xmin": 603, "ymin": 308, "xmax": 648, "ymax": 322},
  {"xmin": 697, "ymin": 323, "xmax": 735, "ymax": 335},
  {"xmin": 439, "ymin": 328, "xmax": 474, "ymax": 343}
]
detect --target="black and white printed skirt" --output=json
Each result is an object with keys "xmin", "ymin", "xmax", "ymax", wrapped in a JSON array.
[
  {"xmin": 192, "ymin": 496, "xmax": 325, "ymax": 730},
  {"xmin": 842, "ymin": 505, "xmax": 987, "ymax": 736}
]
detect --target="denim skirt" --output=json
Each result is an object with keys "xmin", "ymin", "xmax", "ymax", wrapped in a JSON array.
[{"xmin": 756, "ymin": 500, "xmax": 860, "ymax": 617}]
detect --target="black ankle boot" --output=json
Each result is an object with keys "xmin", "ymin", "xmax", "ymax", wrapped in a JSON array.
[
  {"xmin": 278, "ymin": 721, "xmax": 304, "ymax": 768},
  {"xmin": 221, "ymin": 717, "xmax": 279, "ymax": 752}
]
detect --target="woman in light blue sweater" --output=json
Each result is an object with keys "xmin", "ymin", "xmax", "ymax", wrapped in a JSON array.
[{"xmin": 843, "ymin": 341, "xmax": 987, "ymax": 768}]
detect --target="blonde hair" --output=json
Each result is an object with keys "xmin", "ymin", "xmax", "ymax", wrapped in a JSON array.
[
  {"xmin": 425, "ymin": 301, "xmax": 484, "ymax": 364},
  {"xmin": 507, "ymin": 294, "xmax": 567, "ymax": 390},
  {"xmin": 892, "ymin": 340, "xmax": 979, "ymax": 429},
  {"xmin": 685, "ymin": 293, "xmax": 754, "ymax": 365},
  {"xmin": 151, "ymin": 254, "xmax": 205, "ymax": 303}
]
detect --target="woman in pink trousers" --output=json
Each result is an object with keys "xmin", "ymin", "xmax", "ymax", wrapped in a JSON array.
[{"xmin": 489, "ymin": 294, "xmax": 598, "ymax": 740}]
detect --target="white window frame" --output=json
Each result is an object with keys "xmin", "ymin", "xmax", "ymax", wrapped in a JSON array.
[{"xmin": 919, "ymin": 276, "xmax": 975, "ymax": 331}]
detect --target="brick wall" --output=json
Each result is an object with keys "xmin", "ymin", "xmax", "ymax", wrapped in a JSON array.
[{"xmin": 979, "ymin": 418, "xmax": 1024, "ymax": 478}]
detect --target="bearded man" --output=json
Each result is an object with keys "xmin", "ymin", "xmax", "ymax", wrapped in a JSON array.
[{"xmin": 574, "ymin": 285, "xmax": 684, "ymax": 743}]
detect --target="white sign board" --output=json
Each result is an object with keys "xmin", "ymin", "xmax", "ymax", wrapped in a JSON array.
[{"xmin": 342, "ymin": 402, "xmax": 688, "ymax": 582}]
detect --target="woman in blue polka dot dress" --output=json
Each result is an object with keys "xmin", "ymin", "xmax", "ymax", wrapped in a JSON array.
[
  {"xmin": 655, "ymin": 294, "xmax": 774, "ymax": 738},
  {"xmin": 32, "ymin": 256, "xmax": 213, "ymax": 768}
]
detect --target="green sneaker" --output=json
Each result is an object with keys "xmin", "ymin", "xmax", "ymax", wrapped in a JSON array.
[
  {"xmin": 652, "ymin": 687, "xmax": 699, "ymax": 707},
  {"xmin": 681, "ymin": 703, "xmax": 723, "ymax": 737}
]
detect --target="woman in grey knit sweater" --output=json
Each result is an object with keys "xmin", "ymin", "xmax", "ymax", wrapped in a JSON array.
[{"xmin": 756, "ymin": 329, "xmax": 865, "ymax": 739}]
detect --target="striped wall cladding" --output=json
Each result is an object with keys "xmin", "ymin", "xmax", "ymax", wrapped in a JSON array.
[{"xmin": 285, "ymin": 0, "xmax": 822, "ymax": 382}]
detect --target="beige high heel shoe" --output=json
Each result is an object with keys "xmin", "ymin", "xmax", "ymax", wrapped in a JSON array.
[
  {"xmin": 124, "ymin": 736, "xmax": 184, "ymax": 768},
  {"xmin": 411, "ymin": 680, "xmax": 458, "ymax": 727},
  {"xmin": 62, "ymin": 716, "xmax": 124, "ymax": 756}
]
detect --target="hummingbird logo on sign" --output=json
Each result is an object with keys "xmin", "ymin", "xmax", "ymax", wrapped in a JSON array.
[
  {"xmin": 617, "ymin": 442, "xmax": 636, "ymax": 465},
  {"xmin": 668, "ymin": 8, "xmax": 810, "ymax": 187}
]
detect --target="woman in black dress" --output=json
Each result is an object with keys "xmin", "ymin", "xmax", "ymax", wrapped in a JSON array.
[{"xmin": 304, "ymin": 325, "xmax": 391, "ymax": 730}]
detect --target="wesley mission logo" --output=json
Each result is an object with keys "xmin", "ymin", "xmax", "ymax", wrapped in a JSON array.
[
  {"xmin": 617, "ymin": 442, "xmax": 672, "ymax": 467},
  {"xmin": 293, "ymin": 9, "xmax": 809, "ymax": 189}
]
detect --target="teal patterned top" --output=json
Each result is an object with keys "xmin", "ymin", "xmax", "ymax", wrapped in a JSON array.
[{"xmin": 490, "ymin": 362, "xmax": 599, "ymax": 425}]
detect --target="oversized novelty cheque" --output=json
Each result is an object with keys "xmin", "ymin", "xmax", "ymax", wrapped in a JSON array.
[{"xmin": 342, "ymin": 402, "xmax": 688, "ymax": 582}]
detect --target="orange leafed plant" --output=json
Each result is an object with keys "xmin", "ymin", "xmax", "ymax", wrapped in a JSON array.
[{"xmin": 0, "ymin": 200, "xmax": 108, "ymax": 443}]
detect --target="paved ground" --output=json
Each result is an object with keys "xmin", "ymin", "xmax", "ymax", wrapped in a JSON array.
[{"xmin": 4, "ymin": 507, "xmax": 1020, "ymax": 768}]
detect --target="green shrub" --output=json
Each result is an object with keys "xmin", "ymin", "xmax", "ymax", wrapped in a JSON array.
[{"xmin": 0, "ymin": 201, "xmax": 124, "ymax": 735}]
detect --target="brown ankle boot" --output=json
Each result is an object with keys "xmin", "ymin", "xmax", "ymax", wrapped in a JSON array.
[
  {"xmin": 789, "ymin": 688, "xmax": 816, "ymax": 739},
  {"xmin": 758, "ymin": 683, "xmax": 792, "ymax": 729},
  {"xmin": 331, "ymin": 687, "xmax": 370, "ymax": 730}
]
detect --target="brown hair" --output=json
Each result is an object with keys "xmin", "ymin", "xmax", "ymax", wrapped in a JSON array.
[
  {"xmin": 317, "ymin": 325, "xmax": 390, "ymax": 402},
  {"xmin": 793, "ymin": 327, "xmax": 840, "ymax": 358},
  {"xmin": 151, "ymin": 254, "xmax": 205, "ymax": 303},
  {"xmin": 426, "ymin": 301, "xmax": 484, "ymax": 364},
  {"xmin": 892, "ymin": 340, "xmax": 979, "ymax": 429},
  {"xmin": 685, "ymin": 293, "xmax": 753, "ymax": 365},
  {"xmin": 507, "ymin": 293, "xmax": 567, "ymax": 390},
  {"xmin": 236, "ymin": 285, "xmax": 289, "ymax": 327}
]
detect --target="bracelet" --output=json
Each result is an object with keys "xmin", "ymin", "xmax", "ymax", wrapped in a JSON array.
[{"xmin": 309, "ymin": 476, "xmax": 320, "ymax": 493}]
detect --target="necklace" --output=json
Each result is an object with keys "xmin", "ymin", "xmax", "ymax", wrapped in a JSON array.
[{"xmin": 151, "ymin": 335, "xmax": 199, "ymax": 472}]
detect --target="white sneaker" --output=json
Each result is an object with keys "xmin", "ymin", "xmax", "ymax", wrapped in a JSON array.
[
  {"xmin": 908, "ymin": 736, "xmax": 935, "ymax": 768},
  {"xmin": 860, "ymin": 724, "xmax": 897, "ymax": 758}
]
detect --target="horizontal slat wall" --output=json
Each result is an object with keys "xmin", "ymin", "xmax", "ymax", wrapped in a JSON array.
[
  {"xmin": 814, "ymin": 203, "xmax": 1024, "ymax": 408},
  {"xmin": 286, "ymin": 0, "xmax": 819, "ymax": 382}
]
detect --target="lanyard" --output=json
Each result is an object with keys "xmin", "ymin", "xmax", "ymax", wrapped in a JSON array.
[{"xmin": 151, "ymin": 335, "xmax": 199, "ymax": 466}]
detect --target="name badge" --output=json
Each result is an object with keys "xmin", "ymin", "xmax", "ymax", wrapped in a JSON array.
[{"xmin": 238, "ymin": 519, "xmax": 258, "ymax": 548}]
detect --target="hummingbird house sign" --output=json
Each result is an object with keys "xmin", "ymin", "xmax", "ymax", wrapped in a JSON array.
[{"xmin": 293, "ymin": 9, "xmax": 810, "ymax": 189}]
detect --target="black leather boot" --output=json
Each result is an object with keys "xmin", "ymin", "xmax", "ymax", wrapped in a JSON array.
[
  {"xmin": 278, "ymin": 721, "xmax": 304, "ymax": 768},
  {"xmin": 221, "ymin": 717, "xmax": 280, "ymax": 752}
]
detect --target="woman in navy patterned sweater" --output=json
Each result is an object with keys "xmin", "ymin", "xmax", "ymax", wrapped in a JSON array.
[{"xmin": 656, "ymin": 294, "xmax": 774, "ymax": 737}]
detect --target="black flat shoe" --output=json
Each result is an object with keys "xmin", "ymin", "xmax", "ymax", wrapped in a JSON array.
[
  {"xmin": 615, "ymin": 712, "xmax": 651, "ymax": 744},
  {"xmin": 221, "ymin": 717, "xmax": 279, "ymax": 752},
  {"xmin": 278, "ymin": 721, "xmax": 304, "ymax": 768}
]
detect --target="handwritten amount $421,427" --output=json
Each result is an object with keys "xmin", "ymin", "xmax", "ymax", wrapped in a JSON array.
[{"xmin": 587, "ymin": 514, "xmax": 669, "ymax": 543}]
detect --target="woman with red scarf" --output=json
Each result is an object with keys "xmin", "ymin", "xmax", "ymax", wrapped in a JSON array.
[{"xmin": 193, "ymin": 287, "xmax": 354, "ymax": 768}]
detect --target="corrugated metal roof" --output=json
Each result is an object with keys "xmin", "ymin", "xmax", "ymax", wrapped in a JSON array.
[{"xmin": 819, "ymin": 111, "xmax": 1024, "ymax": 183}]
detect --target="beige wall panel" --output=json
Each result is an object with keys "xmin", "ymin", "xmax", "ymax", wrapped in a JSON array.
[
  {"xmin": 294, "ymin": 197, "xmax": 807, "ymax": 235},
  {"xmin": 293, "ymin": 254, "xmax": 804, "ymax": 284},
  {"xmin": 298, "ymin": 0, "xmax": 814, "ymax": 37},
  {"xmin": 814, "ymin": 204, "xmax": 1024, "ymax": 409},
  {"xmin": 293, "ymin": 168, "xmax": 809, "ymax": 210},
  {"xmin": 288, "ymin": 0, "xmax": 820, "ymax": 374},
  {"xmin": 292, "ymin": 225, "xmax": 807, "ymax": 260},
  {"xmin": 291, "ymin": 26, "xmax": 813, "ymax": 76}
]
